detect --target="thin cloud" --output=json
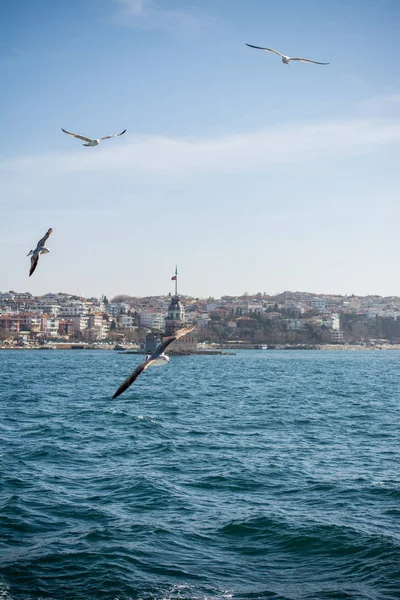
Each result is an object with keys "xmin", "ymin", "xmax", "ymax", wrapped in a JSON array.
[
  {"xmin": 2, "ymin": 118, "xmax": 400, "ymax": 178},
  {"xmin": 111, "ymin": 0, "xmax": 211, "ymax": 29},
  {"xmin": 357, "ymin": 93, "xmax": 400, "ymax": 116}
]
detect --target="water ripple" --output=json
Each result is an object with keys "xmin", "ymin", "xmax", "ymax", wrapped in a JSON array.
[{"xmin": 1, "ymin": 350, "xmax": 399, "ymax": 600}]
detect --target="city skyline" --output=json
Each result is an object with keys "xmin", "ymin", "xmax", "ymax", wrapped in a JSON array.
[
  {"xmin": 5, "ymin": 278, "xmax": 400, "ymax": 303},
  {"xmin": 3, "ymin": 286, "xmax": 400, "ymax": 347},
  {"xmin": 3, "ymin": 286, "xmax": 400, "ymax": 302},
  {"xmin": 1, "ymin": 0, "xmax": 400, "ymax": 298}
]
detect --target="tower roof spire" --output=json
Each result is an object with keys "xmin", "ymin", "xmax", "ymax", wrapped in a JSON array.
[{"xmin": 171, "ymin": 265, "xmax": 178, "ymax": 296}]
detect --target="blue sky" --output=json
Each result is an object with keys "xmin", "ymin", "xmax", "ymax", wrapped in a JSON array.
[{"xmin": 1, "ymin": 0, "xmax": 400, "ymax": 298}]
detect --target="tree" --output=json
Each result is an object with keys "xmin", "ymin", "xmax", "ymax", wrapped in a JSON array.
[{"xmin": 111, "ymin": 295, "xmax": 135, "ymax": 304}]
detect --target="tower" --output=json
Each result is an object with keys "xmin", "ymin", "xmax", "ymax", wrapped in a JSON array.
[
  {"xmin": 165, "ymin": 266, "xmax": 184, "ymax": 336},
  {"xmin": 163, "ymin": 267, "xmax": 197, "ymax": 353},
  {"xmin": 165, "ymin": 295, "xmax": 186, "ymax": 336}
]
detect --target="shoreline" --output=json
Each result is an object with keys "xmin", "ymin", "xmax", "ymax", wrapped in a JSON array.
[{"xmin": 1, "ymin": 344, "xmax": 400, "ymax": 352}]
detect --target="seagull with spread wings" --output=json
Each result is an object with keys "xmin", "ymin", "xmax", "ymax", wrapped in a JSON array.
[
  {"xmin": 27, "ymin": 228, "xmax": 53, "ymax": 277},
  {"xmin": 61, "ymin": 128, "xmax": 127, "ymax": 146},
  {"xmin": 112, "ymin": 325, "xmax": 196, "ymax": 399},
  {"xmin": 246, "ymin": 44, "xmax": 329, "ymax": 65}
]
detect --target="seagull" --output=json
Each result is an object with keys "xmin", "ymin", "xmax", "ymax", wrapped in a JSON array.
[
  {"xmin": 27, "ymin": 228, "xmax": 53, "ymax": 277},
  {"xmin": 112, "ymin": 325, "xmax": 196, "ymax": 399},
  {"xmin": 61, "ymin": 128, "xmax": 127, "ymax": 147},
  {"xmin": 246, "ymin": 44, "xmax": 329, "ymax": 65}
]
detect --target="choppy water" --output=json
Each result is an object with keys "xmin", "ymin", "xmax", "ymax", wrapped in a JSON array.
[{"xmin": 0, "ymin": 349, "xmax": 399, "ymax": 600}]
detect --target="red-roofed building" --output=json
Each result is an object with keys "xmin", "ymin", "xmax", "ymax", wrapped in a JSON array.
[
  {"xmin": 229, "ymin": 316, "xmax": 258, "ymax": 329},
  {"xmin": 18, "ymin": 312, "xmax": 42, "ymax": 332},
  {"xmin": 58, "ymin": 320, "xmax": 75, "ymax": 336}
]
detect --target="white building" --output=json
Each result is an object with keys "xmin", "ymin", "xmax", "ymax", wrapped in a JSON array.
[
  {"xmin": 286, "ymin": 319, "xmax": 305, "ymax": 330},
  {"xmin": 139, "ymin": 312, "xmax": 166, "ymax": 330},
  {"xmin": 239, "ymin": 303, "xmax": 264, "ymax": 314},
  {"xmin": 62, "ymin": 315, "xmax": 89, "ymax": 332},
  {"xmin": 41, "ymin": 316, "xmax": 60, "ymax": 337},
  {"xmin": 59, "ymin": 303, "xmax": 88, "ymax": 316},
  {"xmin": 38, "ymin": 304, "xmax": 60, "ymax": 316},
  {"xmin": 117, "ymin": 314, "xmax": 136, "ymax": 329},
  {"xmin": 367, "ymin": 309, "xmax": 400, "ymax": 319},
  {"xmin": 330, "ymin": 314, "xmax": 341, "ymax": 330},
  {"xmin": 311, "ymin": 298, "xmax": 326, "ymax": 312}
]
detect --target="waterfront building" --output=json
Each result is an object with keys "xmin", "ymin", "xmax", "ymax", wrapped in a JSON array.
[
  {"xmin": 42, "ymin": 315, "xmax": 60, "ymax": 337},
  {"xmin": 87, "ymin": 312, "xmax": 105, "ymax": 330},
  {"xmin": 60, "ymin": 315, "xmax": 89, "ymax": 333},
  {"xmin": 163, "ymin": 268, "xmax": 197, "ymax": 353},
  {"xmin": 145, "ymin": 332, "xmax": 161, "ymax": 354},
  {"xmin": 18, "ymin": 313, "xmax": 42, "ymax": 332},
  {"xmin": 58, "ymin": 320, "xmax": 75, "ymax": 337},
  {"xmin": 165, "ymin": 295, "xmax": 186, "ymax": 336},
  {"xmin": 0, "ymin": 315, "xmax": 20, "ymax": 333},
  {"xmin": 330, "ymin": 329, "xmax": 344, "ymax": 342}
]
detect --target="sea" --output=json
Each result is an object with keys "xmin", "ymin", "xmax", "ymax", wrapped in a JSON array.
[{"xmin": 0, "ymin": 349, "xmax": 399, "ymax": 600}]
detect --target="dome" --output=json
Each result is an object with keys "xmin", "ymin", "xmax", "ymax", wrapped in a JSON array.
[{"xmin": 167, "ymin": 295, "xmax": 184, "ymax": 313}]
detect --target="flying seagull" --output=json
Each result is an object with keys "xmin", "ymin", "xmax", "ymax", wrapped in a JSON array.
[
  {"xmin": 112, "ymin": 325, "xmax": 196, "ymax": 399},
  {"xmin": 27, "ymin": 228, "xmax": 53, "ymax": 277},
  {"xmin": 61, "ymin": 128, "xmax": 127, "ymax": 146},
  {"xmin": 246, "ymin": 44, "xmax": 329, "ymax": 65}
]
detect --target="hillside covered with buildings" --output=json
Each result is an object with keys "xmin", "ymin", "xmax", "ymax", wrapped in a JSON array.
[{"xmin": 2, "ymin": 289, "xmax": 400, "ymax": 348}]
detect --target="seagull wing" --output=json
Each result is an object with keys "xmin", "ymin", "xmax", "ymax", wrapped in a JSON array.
[
  {"xmin": 151, "ymin": 325, "xmax": 196, "ymax": 359},
  {"xmin": 36, "ymin": 227, "xmax": 53, "ymax": 250},
  {"xmin": 29, "ymin": 254, "xmax": 39, "ymax": 277},
  {"xmin": 246, "ymin": 44, "xmax": 284, "ymax": 57},
  {"xmin": 61, "ymin": 128, "xmax": 94, "ymax": 143},
  {"xmin": 112, "ymin": 358, "xmax": 154, "ymax": 399},
  {"xmin": 100, "ymin": 129, "xmax": 127, "ymax": 141},
  {"xmin": 112, "ymin": 325, "xmax": 196, "ymax": 399},
  {"xmin": 289, "ymin": 57, "xmax": 330, "ymax": 65}
]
